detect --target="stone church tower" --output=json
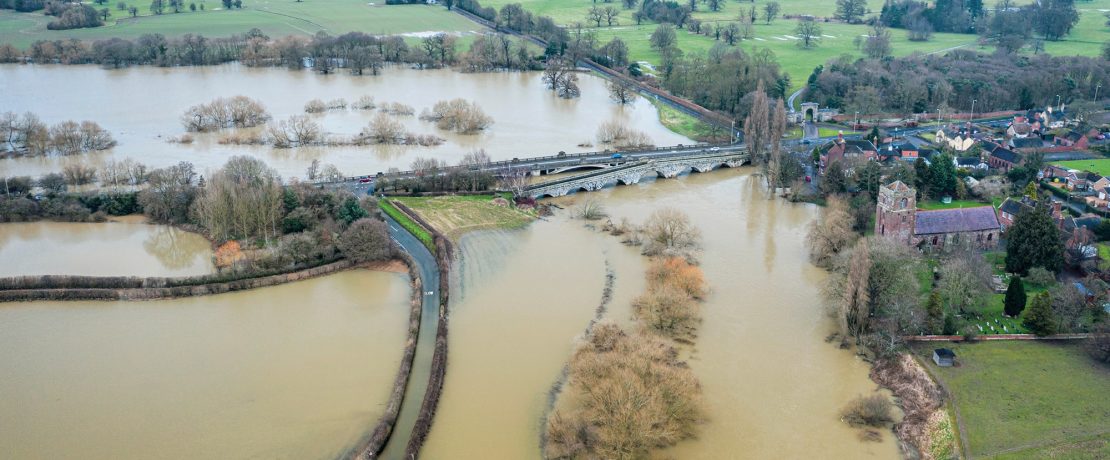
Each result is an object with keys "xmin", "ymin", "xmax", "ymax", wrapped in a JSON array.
[{"xmin": 875, "ymin": 181, "xmax": 916, "ymax": 244}]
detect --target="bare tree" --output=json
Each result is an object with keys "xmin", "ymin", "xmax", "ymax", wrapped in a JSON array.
[
  {"xmin": 763, "ymin": 1, "xmax": 780, "ymax": 24},
  {"xmin": 744, "ymin": 81, "xmax": 771, "ymax": 165},
  {"xmin": 602, "ymin": 5, "xmax": 620, "ymax": 26},
  {"xmin": 586, "ymin": 6, "xmax": 605, "ymax": 27},
  {"xmin": 607, "ymin": 79, "xmax": 637, "ymax": 104},
  {"xmin": 807, "ymin": 196, "xmax": 857, "ymax": 268},
  {"xmin": 795, "ymin": 18, "xmax": 822, "ymax": 49},
  {"xmin": 641, "ymin": 208, "xmax": 702, "ymax": 262}
]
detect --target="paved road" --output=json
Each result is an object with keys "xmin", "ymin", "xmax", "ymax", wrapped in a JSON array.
[
  {"xmin": 787, "ymin": 87, "xmax": 805, "ymax": 113},
  {"xmin": 378, "ymin": 213, "xmax": 441, "ymax": 460}
]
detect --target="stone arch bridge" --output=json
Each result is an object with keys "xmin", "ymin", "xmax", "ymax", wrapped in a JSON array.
[{"xmin": 523, "ymin": 151, "xmax": 749, "ymax": 199}]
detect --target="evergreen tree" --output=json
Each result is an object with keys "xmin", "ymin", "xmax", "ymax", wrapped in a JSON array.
[
  {"xmin": 1023, "ymin": 181, "xmax": 1038, "ymax": 200},
  {"xmin": 942, "ymin": 312, "xmax": 958, "ymax": 335},
  {"xmin": 928, "ymin": 153, "xmax": 958, "ymax": 198},
  {"xmin": 1005, "ymin": 203, "xmax": 1065, "ymax": 274},
  {"xmin": 1003, "ymin": 276, "xmax": 1027, "ymax": 317},
  {"xmin": 336, "ymin": 196, "xmax": 368, "ymax": 225},
  {"xmin": 1023, "ymin": 292, "xmax": 1058, "ymax": 336},
  {"xmin": 926, "ymin": 289, "xmax": 944, "ymax": 334}
]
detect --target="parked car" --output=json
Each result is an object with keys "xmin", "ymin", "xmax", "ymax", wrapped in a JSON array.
[{"xmin": 804, "ymin": 175, "xmax": 812, "ymax": 183}]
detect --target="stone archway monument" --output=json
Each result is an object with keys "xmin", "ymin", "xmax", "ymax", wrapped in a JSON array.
[{"xmin": 801, "ymin": 102, "xmax": 818, "ymax": 123}]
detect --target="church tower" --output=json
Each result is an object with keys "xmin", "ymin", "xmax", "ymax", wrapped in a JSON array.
[{"xmin": 875, "ymin": 181, "xmax": 916, "ymax": 244}]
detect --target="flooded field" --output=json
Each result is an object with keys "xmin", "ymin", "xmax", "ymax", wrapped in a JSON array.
[
  {"xmin": 0, "ymin": 270, "xmax": 411, "ymax": 460},
  {"xmin": 0, "ymin": 219, "xmax": 214, "ymax": 277},
  {"xmin": 425, "ymin": 169, "xmax": 899, "ymax": 458},
  {"xmin": 0, "ymin": 64, "xmax": 691, "ymax": 180}
]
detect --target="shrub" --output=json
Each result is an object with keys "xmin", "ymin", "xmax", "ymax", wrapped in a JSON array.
[
  {"xmin": 418, "ymin": 98, "xmax": 493, "ymax": 134},
  {"xmin": 182, "ymin": 96, "xmax": 270, "ymax": 131},
  {"xmin": 633, "ymin": 284, "xmax": 699, "ymax": 341},
  {"xmin": 840, "ymin": 394, "xmax": 894, "ymax": 428},
  {"xmin": 303, "ymin": 98, "xmax": 327, "ymax": 113},
  {"xmin": 641, "ymin": 207, "xmax": 701, "ymax": 261},
  {"xmin": 573, "ymin": 198, "xmax": 607, "ymax": 220},
  {"xmin": 338, "ymin": 218, "xmax": 393, "ymax": 262},
  {"xmin": 1025, "ymin": 266, "xmax": 1055, "ymax": 287},
  {"xmin": 646, "ymin": 257, "xmax": 706, "ymax": 299},
  {"xmin": 353, "ymin": 95, "xmax": 376, "ymax": 110},
  {"xmin": 545, "ymin": 322, "xmax": 703, "ymax": 458}
]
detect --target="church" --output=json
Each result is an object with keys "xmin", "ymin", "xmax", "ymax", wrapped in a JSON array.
[{"xmin": 875, "ymin": 181, "xmax": 1001, "ymax": 250}]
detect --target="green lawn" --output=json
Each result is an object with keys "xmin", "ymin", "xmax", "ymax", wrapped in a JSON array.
[
  {"xmin": 918, "ymin": 199, "xmax": 995, "ymax": 210},
  {"xmin": 1053, "ymin": 159, "xmax": 1110, "ymax": 177},
  {"xmin": 591, "ymin": 21, "xmax": 979, "ymax": 94},
  {"xmin": 0, "ymin": 2, "xmax": 478, "ymax": 48},
  {"xmin": 917, "ymin": 341, "xmax": 1110, "ymax": 459}
]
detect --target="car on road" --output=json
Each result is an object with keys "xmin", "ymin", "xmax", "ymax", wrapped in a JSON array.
[
  {"xmin": 802, "ymin": 139, "xmax": 812, "ymax": 145},
  {"xmin": 709, "ymin": 147, "xmax": 720, "ymax": 152},
  {"xmin": 611, "ymin": 153, "xmax": 623, "ymax": 159},
  {"xmin": 805, "ymin": 175, "xmax": 812, "ymax": 183},
  {"xmin": 358, "ymin": 177, "xmax": 372, "ymax": 184}
]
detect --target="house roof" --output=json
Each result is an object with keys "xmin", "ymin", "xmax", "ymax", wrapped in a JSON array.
[
  {"xmin": 1011, "ymin": 137, "xmax": 1044, "ymax": 149},
  {"xmin": 934, "ymin": 348, "xmax": 956, "ymax": 358},
  {"xmin": 990, "ymin": 147, "xmax": 1021, "ymax": 164},
  {"xmin": 914, "ymin": 206, "xmax": 1000, "ymax": 235},
  {"xmin": 1065, "ymin": 131, "xmax": 1085, "ymax": 142},
  {"xmin": 956, "ymin": 156, "xmax": 981, "ymax": 166},
  {"xmin": 999, "ymin": 197, "xmax": 1028, "ymax": 216}
]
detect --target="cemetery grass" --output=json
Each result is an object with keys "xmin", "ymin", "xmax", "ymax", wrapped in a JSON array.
[{"xmin": 917, "ymin": 341, "xmax": 1110, "ymax": 459}]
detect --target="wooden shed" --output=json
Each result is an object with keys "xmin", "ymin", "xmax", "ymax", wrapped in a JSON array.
[{"xmin": 933, "ymin": 348, "xmax": 956, "ymax": 367}]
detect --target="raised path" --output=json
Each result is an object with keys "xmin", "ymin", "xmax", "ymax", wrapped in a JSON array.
[
  {"xmin": 374, "ymin": 215, "xmax": 440, "ymax": 460},
  {"xmin": 523, "ymin": 150, "xmax": 749, "ymax": 198}
]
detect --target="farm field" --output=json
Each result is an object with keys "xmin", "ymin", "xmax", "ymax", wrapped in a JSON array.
[
  {"xmin": 0, "ymin": 2, "xmax": 478, "ymax": 48},
  {"xmin": 916, "ymin": 341, "xmax": 1110, "ymax": 459}
]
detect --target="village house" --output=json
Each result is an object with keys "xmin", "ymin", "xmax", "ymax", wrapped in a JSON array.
[
  {"xmin": 876, "ymin": 142, "xmax": 920, "ymax": 163},
  {"xmin": 1055, "ymin": 130, "xmax": 1089, "ymax": 149},
  {"xmin": 983, "ymin": 141, "xmax": 1022, "ymax": 172},
  {"xmin": 1009, "ymin": 136, "xmax": 1047, "ymax": 152},
  {"xmin": 875, "ymin": 181, "xmax": 1001, "ymax": 249},
  {"xmin": 935, "ymin": 126, "xmax": 976, "ymax": 151},
  {"xmin": 955, "ymin": 156, "xmax": 988, "ymax": 170},
  {"xmin": 818, "ymin": 136, "xmax": 877, "ymax": 172},
  {"xmin": 997, "ymin": 196, "xmax": 1063, "ymax": 229}
]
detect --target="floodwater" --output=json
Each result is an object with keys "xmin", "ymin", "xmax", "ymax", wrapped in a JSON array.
[
  {"xmin": 426, "ymin": 169, "xmax": 899, "ymax": 458},
  {"xmin": 0, "ymin": 64, "xmax": 692, "ymax": 180},
  {"xmin": 421, "ymin": 217, "xmax": 646, "ymax": 458},
  {"xmin": 0, "ymin": 219, "xmax": 214, "ymax": 277},
  {"xmin": 0, "ymin": 270, "xmax": 412, "ymax": 460}
]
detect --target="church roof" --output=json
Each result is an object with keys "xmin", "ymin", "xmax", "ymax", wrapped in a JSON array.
[
  {"xmin": 914, "ymin": 206, "xmax": 1000, "ymax": 235},
  {"xmin": 884, "ymin": 180, "xmax": 912, "ymax": 193}
]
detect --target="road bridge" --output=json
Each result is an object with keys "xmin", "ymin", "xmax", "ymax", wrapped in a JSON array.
[{"xmin": 523, "ymin": 151, "xmax": 749, "ymax": 198}]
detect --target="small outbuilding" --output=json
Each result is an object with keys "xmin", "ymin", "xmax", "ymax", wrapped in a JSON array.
[{"xmin": 933, "ymin": 348, "xmax": 956, "ymax": 367}]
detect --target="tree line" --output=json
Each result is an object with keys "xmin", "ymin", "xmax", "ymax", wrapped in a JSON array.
[
  {"xmin": 806, "ymin": 50, "xmax": 1110, "ymax": 115},
  {"xmin": 1, "ymin": 111, "xmax": 115, "ymax": 157}
]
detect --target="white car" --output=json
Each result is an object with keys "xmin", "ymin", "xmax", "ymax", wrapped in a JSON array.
[{"xmin": 709, "ymin": 147, "xmax": 721, "ymax": 152}]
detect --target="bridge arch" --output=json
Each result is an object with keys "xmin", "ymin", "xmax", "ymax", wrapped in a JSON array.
[{"xmin": 549, "ymin": 164, "xmax": 609, "ymax": 175}]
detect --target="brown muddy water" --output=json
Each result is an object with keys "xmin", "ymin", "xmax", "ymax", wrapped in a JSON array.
[
  {"xmin": 425, "ymin": 168, "xmax": 899, "ymax": 458},
  {"xmin": 0, "ymin": 270, "xmax": 411, "ymax": 460},
  {"xmin": 0, "ymin": 219, "xmax": 214, "ymax": 276},
  {"xmin": 0, "ymin": 64, "xmax": 692, "ymax": 180}
]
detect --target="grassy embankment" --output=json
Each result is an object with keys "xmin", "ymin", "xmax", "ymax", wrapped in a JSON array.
[
  {"xmin": 914, "ymin": 341, "xmax": 1110, "ymax": 459},
  {"xmin": 380, "ymin": 198, "xmax": 435, "ymax": 250},
  {"xmin": 0, "ymin": 2, "xmax": 478, "ymax": 48},
  {"xmin": 648, "ymin": 98, "xmax": 728, "ymax": 143},
  {"xmin": 390, "ymin": 194, "xmax": 534, "ymax": 240}
]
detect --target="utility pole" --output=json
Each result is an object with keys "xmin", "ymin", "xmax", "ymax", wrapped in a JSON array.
[
  {"xmin": 970, "ymin": 99, "xmax": 976, "ymax": 125},
  {"xmin": 1055, "ymin": 94, "xmax": 1061, "ymax": 111},
  {"xmin": 1095, "ymin": 84, "xmax": 1102, "ymax": 102}
]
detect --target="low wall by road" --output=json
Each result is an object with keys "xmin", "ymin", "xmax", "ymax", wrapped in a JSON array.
[
  {"xmin": 345, "ymin": 252, "xmax": 423, "ymax": 460},
  {"xmin": 905, "ymin": 333, "xmax": 1092, "ymax": 342},
  {"xmin": 0, "ymin": 259, "xmax": 359, "ymax": 302}
]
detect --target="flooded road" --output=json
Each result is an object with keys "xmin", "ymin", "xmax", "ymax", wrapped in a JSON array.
[
  {"xmin": 0, "ymin": 270, "xmax": 411, "ymax": 460},
  {"xmin": 0, "ymin": 219, "xmax": 214, "ymax": 277},
  {"xmin": 425, "ymin": 169, "xmax": 898, "ymax": 458},
  {"xmin": 0, "ymin": 64, "xmax": 691, "ymax": 180}
]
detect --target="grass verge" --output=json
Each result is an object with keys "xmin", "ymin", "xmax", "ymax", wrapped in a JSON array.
[
  {"xmin": 380, "ymin": 198, "xmax": 435, "ymax": 250},
  {"xmin": 648, "ymin": 98, "xmax": 729, "ymax": 143},
  {"xmin": 391, "ymin": 194, "xmax": 534, "ymax": 240}
]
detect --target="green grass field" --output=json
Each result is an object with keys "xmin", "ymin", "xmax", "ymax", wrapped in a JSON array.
[
  {"xmin": 649, "ymin": 98, "xmax": 729, "ymax": 142},
  {"xmin": 918, "ymin": 199, "xmax": 996, "ymax": 210},
  {"xmin": 917, "ymin": 341, "xmax": 1110, "ymax": 459},
  {"xmin": 1053, "ymin": 159, "xmax": 1110, "ymax": 176},
  {"xmin": 391, "ymin": 193, "xmax": 534, "ymax": 239},
  {"xmin": 0, "ymin": 2, "xmax": 478, "ymax": 48}
]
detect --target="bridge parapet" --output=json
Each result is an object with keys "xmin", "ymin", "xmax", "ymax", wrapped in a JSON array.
[{"xmin": 523, "ymin": 151, "xmax": 750, "ymax": 198}]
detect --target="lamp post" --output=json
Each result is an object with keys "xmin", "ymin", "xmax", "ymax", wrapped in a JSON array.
[
  {"xmin": 1095, "ymin": 84, "xmax": 1102, "ymax": 102},
  {"xmin": 855, "ymin": 111, "xmax": 859, "ymax": 130},
  {"xmin": 1055, "ymin": 94, "xmax": 1061, "ymax": 110},
  {"xmin": 970, "ymin": 99, "xmax": 976, "ymax": 124}
]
